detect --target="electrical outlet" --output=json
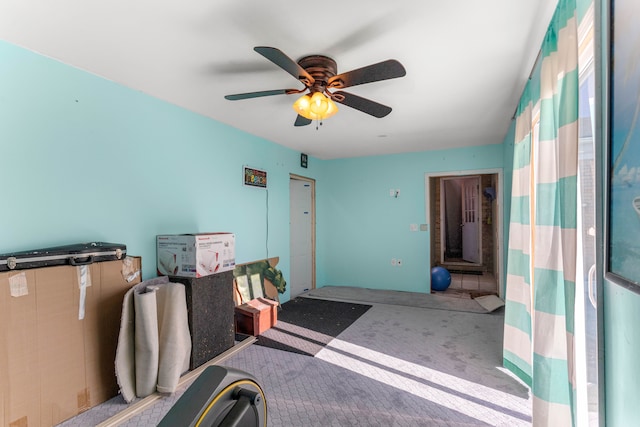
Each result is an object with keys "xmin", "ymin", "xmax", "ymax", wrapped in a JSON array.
[
  {"xmin": 391, "ymin": 258, "xmax": 397, "ymax": 266},
  {"xmin": 389, "ymin": 189, "xmax": 395, "ymax": 197},
  {"xmin": 397, "ymin": 259, "xmax": 403, "ymax": 267}
]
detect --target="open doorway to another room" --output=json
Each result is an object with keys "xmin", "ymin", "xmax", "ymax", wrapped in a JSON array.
[
  {"xmin": 441, "ymin": 176, "xmax": 482, "ymax": 264},
  {"xmin": 426, "ymin": 170, "xmax": 503, "ymax": 299}
]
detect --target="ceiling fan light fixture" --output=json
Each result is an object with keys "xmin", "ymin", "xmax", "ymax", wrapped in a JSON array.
[
  {"xmin": 309, "ymin": 92, "xmax": 329, "ymax": 115},
  {"xmin": 293, "ymin": 92, "xmax": 338, "ymax": 121},
  {"xmin": 293, "ymin": 94, "xmax": 311, "ymax": 117}
]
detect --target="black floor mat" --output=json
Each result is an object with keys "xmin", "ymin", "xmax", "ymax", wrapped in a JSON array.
[
  {"xmin": 446, "ymin": 269, "xmax": 484, "ymax": 275},
  {"xmin": 255, "ymin": 297, "xmax": 371, "ymax": 357}
]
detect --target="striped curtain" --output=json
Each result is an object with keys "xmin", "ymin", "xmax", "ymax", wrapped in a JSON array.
[
  {"xmin": 504, "ymin": 0, "xmax": 579, "ymax": 425},
  {"xmin": 503, "ymin": 81, "xmax": 534, "ymax": 388},
  {"xmin": 532, "ymin": 0, "xmax": 579, "ymax": 423}
]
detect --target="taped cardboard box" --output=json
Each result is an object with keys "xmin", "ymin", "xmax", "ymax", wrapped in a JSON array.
[{"xmin": 0, "ymin": 257, "xmax": 141, "ymax": 427}]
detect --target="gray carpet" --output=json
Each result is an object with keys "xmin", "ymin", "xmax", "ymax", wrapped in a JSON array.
[
  {"xmin": 304, "ymin": 285, "xmax": 494, "ymax": 314},
  {"xmin": 57, "ymin": 288, "xmax": 530, "ymax": 426},
  {"xmin": 224, "ymin": 303, "xmax": 531, "ymax": 426}
]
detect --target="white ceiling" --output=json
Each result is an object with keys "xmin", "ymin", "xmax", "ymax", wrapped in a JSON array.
[{"xmin": 0, "ymin": 0, "xmax": 558, "ymax": 160}]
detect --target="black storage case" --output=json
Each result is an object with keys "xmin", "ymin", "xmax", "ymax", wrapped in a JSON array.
[
  {"xmin": 169, "ymin": 271, "xmax": 235, "ymax": 370},
  {"xmin": 0, "ymin": 242, "xmax": 126, "ymax": 271}
]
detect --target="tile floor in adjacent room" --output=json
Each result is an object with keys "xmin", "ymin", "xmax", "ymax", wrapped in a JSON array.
[{"xmin": 434, "ymin": 272, "xmax": 498, "ymax": 299}]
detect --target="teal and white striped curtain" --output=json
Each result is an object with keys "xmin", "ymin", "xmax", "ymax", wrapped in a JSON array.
[
  {"xmin": 504, "ymin": 0, "xmax": 579, "ymax": 425},
  {"xmin": 503, "ymin": 81, "xmax": 534, "ymax": 388}
]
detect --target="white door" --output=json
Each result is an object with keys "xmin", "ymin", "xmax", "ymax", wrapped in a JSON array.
[
  {"xmin": 574, "ymin": 62, "xmax": 600, "ymax": 427},
  {"xmin": 289, "ymin": 177, "xmax": 314, "ymax": 298},
  {"xmin": 461, "ymin": 177, "xmax": 481, "ymax": 263}
]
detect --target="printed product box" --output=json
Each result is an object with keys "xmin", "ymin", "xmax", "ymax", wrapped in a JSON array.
[{"xmin": 157, "ymin": 233, "xmax": 235, "ymax": 277}]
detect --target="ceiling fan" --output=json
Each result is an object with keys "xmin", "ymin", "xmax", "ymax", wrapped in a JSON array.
[{"xmin": 224, "ymin": 46, "xmax": 406, "ymax": 127}]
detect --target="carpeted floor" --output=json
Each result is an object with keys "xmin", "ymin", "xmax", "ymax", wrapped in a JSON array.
[
  {"xmin": 224, "ymin": 302, "xmax": 531, "ymax": 426},
  {"xmin": 254, "ymin": 297, "xmax": 372, "ymax": 356},
  {"xmin": 57, "ymin": 287, "xmax": 529, "ymax": 426}
]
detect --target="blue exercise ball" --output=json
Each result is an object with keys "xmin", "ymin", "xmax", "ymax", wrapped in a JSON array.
[{"xmin": 431, "ymin": 266, "xmax": 452, "ymax": 291}]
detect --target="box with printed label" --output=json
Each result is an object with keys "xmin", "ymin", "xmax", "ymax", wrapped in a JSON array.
[{"xmin": 157, "ymin": 233, "xmax": 235, "ymax": 277}]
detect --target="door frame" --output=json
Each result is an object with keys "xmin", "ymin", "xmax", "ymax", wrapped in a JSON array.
[
  {"xmin": 425, "ymin": 168, "xmax": 504, "ymax": 297},
  {"xmin": 289, "ymin": 174, "xmax": 316, "ymax": 295}
]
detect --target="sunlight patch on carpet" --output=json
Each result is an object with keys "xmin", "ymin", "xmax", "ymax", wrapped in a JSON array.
[{"xmin": 316, "ymin": 338, "xmax": 531, "ymax": 424}]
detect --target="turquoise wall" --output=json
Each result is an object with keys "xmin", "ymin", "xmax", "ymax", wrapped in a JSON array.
[
  {"xmin": 1, "ymin": 40, "xmax": 507, "ymax": 301},
  {"xmin": 318, "ymin": 145, "xmax": 504, "ymax": 292},
  {"xmin": 0, "ymin": 40, "xmax": 320, "ymax": 303}
]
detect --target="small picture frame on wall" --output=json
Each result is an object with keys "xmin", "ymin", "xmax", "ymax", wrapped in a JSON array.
[
  {"xmin": 243, "ymin": 165, "xmax": 267, "ymax": 189},
  {"xmin": 605, "ymin": 0, "xmax": 640, "ymax": 293},
  {"xmin": 301, "ymin": 153, "xmax": 308, "ymax": 168}
]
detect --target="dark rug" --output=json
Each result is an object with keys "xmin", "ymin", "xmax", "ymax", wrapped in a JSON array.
[{"xmin": 254, "ymin": 297, "xmax": 371, "ymax": 357}]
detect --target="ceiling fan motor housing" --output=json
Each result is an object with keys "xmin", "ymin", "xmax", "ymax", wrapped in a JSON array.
[{"xmin": 297, "ymin": 55, "xmax": 338, "ymax": 92}]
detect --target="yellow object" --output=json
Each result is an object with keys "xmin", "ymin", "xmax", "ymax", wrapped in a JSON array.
[{"xmin": 293, "ymin": 92, "xmax": 338, "ymax": 120}]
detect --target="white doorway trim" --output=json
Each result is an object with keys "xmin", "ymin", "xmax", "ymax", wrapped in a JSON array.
[
  {"xmin": 425, "ymin": 168, "xmax": 504, "ymax": 297},
  {"xmin": 289, "ymin": 174, "xmax": 316, "ymax": 297}
]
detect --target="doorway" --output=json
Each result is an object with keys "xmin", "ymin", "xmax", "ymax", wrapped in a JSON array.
[
  {"xmin": 426, "ymin": 170, "xmax": 503, "ymax": 297},
  {"xmin": 289, "ymin": 174, "xmax": 316, "ymax": 298},
  {"xmin": 441, "ymin": 176, "xmax": 481, "ymax": 264}
]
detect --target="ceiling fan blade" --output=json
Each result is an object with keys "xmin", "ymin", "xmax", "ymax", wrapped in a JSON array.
[
  {"xmin": 294, "ymin": 115, "xmax": 312, "ymax": 127},
  {"xmin": 328, "ymin": 59, "xmax": 406, "ymax": 89},
  {"xmin": 331, "ymin": 91, "xmax": 392, "ymax": 118},
  {"xmin": 254, "ymin": 46, "xmax": 315, "ymax": 86},
  {"xmin": 225, "ymin": 89, "xmax": 292, "ymax": 100}
]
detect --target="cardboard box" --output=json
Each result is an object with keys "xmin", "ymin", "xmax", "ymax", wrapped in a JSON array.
[
  {"xmin": 0, "ymin": 257, "xmax": 142, "ymax": 427},
  {"xmin": 234, "ymin": 297, "xmax": 279, "ymax": 336},
  {"xmin": 157, "ymin": 233, "xmax": 235, "ymax": 278}
]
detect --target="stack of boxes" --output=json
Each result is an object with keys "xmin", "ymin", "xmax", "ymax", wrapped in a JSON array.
[{"xmin": 156, "ymin": 233, "xmax": 237, "ymax": 369}]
